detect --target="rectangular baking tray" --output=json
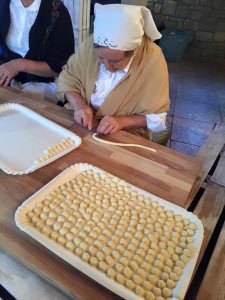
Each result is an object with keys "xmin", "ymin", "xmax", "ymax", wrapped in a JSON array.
[
  {"xmin": 15, "ymin": 163, "xmax": 204, "ymax": 300},
  {"xmin": 0, "ymin": 103, "xmax": 81, "ymax": 175}
]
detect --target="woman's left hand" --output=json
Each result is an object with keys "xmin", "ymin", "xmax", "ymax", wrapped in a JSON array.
[
  {"xmin": 97, "ymin": 116, "xmax": 122, "ymax": 135},
  {"xmin": 0, "ymin": 60, "xmax": 22, "ymax": 87}
]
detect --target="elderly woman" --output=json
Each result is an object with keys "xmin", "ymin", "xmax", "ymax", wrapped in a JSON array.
[
  {"xmin": 0, "ymin": 0, "xmax": 74, "ymax": 103},
  {"xmin": 57, "ymin": 4, "xmax": 170, "ymax": 140}
]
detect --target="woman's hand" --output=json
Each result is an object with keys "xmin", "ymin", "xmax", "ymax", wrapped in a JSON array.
[
  {"xmin": 97, "ymin": 116, "xmax": 122, "ymax": 135},
  {"xmin": 0, "ymin": 58, "xmax": 58, "ymax": 87},
  {"xmin": 0, "ymin": 60, "xmax": 22, "ymax": 87},
  {"xmin": 97, "ymin": 114, "xmax": 147, "ymax": 135},
  {"xmin": 74, "ymin": 106, "xmax": 94, "ymax": 130}
]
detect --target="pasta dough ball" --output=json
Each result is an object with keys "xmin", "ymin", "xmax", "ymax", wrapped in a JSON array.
[
  {"xmin": 31, "ymin": 216, "xmax": 39, "ymax": 224},
  {"xmin": 133, "ymin": 274, "xmax": 142, "ymax": 285},
  {"xmin": 175, "ymin": 215, "xmax": 183, "ymax": 222},
  {"xmin": 176, "ymin": 260, "xmax": 185, "ymax": 269},
  {"xmin": 73, "ymin": 237, "xmax": 82, "ymax": 247},
  {"xmin": 57, "ymin": 215, "xmax": 66, "ymax": 223},
  {"xmin": 42, "ymin": 225, "xmax": 52, "ymax": 236},
  {"xmin": 59, "ymin": 227, "xmax": 69, "ymax": 236},
  {"xmin": 145, "ymin": 255, "xmax": 154, "ymax": 265},
  {"xmin": 74, "ymin": 247, "xmax": 83, "ymax": 257},
  {"xmin": 107, "ymin": 267, "xmax": 117, "ymax": 279},
  {"xmin": 130, "ymin": 260, "xmax": 139, "ymax": 272},
  {"xmin": 135, "ymin": 286, "xmax": 145, "ymax": 297},
  {"xmin": 160, "ymin": 272, "xmax": 169, "ymax": 281},
  {"xmin": 119, "ymin": 238, "xmax": 129, "ymax": 247},
  {"xmin": 137, "ymin": 268, "xmax": 146, "ymax": 278},
  {"xmin": 163, "ymin": 266, "xmax": 172, "ymax": 274},
  {"xmin": 135, "ymin": 248, "xmax": 146, "ymax": 258},
  {"xmin": 160, "ymin": 249, "xmax": 170, "ymax": 259},
  {"xmin": 80, "ymin": 242, "xmax": 88, "ymax": 252},
  {"xmin": 70, "ymin": 226, "xmax": 79, "ymax": 236},
  {"xmin": 145, "ymin": 291, "xmax": 155, "ymax": 300},
  {"xmin": 50, "ymin": 231, "xmax": 59, "ymax": 241},
  {"xmin": 115, "ymin": 263, "xmax": 123, "ymax": 273},
  {"xmin": 123, "ymin": 267, "xmax": 133, "ymax": 279},
  {"xmin": 162, "ymin": 287, "xmax": 172, "ymax": 298},
  {"xmin": 35, "ymin": 221, "xmax": 45, "ymax": 230},
  {"xmin": 174, "ymin": 266, "xmax": 183, "ymax": 276},
  {"xmin": 172, "ymin": 254, "xmax": 179, "ymax": 262},
  {"xmin": 179, "ymin": 241, "xmax": 187, "ymax": 249},
  {"xmin": 153, "ymin": 260, "xmax": 164, "ymax": 270},
  {"xmin": 150, "ymin": 242, "xmax": 159, "ymax": 251},
  {"xmin": 116, "ymin": 274, "xmax": 126, "ymax": 285},
  {"xmin": 57, "ymin": 236, "xmax": 67, "ymax": 246},
  {"xmin": 170, "ymin": 272, "xmax": 179, "ymax": 281},
  {"xmin": 189, "ymin": 222, "xmax": 197, "ymax": 230},
  {"xmin": 150, "ymin": 267, "xmax": 160, "ymax": 276},
  {"xmin": 152, "ymin": 287, "xmax": 162, "ymax": 297},
  {"xmin": 65, "ymin": 232, "xmax": 74, "ymax": 241},
  {"xmin": 123, "ymin": 250, "xmax": 133, "ymax": 259},
  {"xmin": 148, "ymin": 274, "xmax": 158, "ymax": 285},
  {"xmin": 27, "ymin": 210, "xmax": 35, "ymax": 219},
  {"xmin": 65, "ymin": 241, "xmax": 75, "ymax": 252},
  {"xmin": 133, "ymin": 255, "xmax": 142, "ymax": 266},
  {"xmin": 167, "ymin": 279, "xmax": 176, "ymax": 289},
  {"xmin": 167, "ymin": 246, "xmax": 175, "ymax": 255},
  {"xmin": 119, "ymin": 256, "xmax": 129, "ymax": 266},
  {"xmin": 183, "ymin": 248, "xmax": 192, "ymax": 257},
  {"xmin": 187, "ymin": 236, "xmax": 194, "ymax": 244},
  {"xmin": 157, "ymin": 279, "xmax": 166, "ymax": 289},
  {"xmin": 95, "ymin": 251, "xmax": 104, "ymax": 262},
  {"xmin": 40, "ymin": 212, "xmax": 48, "ymax": 221},
  {"xmin": 90, "ymin": 257, "xmax": 98, "ymax": 267},
  {"xmin": 116, "ymin": 245, "xmax": 125, "ymax": 255},
  {"xmin": 142, "ymin": 280, "xmax": 153, "ymax": 290},
  {"xmin": 105, "ymin": 255, "xmax": 115, "ymax": 266},
  {"xmin": 98, "ymin": 261, "xmax": 108, "ymax": 272},
  {"xmin": 125, "ymin": 279, "xmax": 135, "ymax": 290},
  {"xmin": 48, "ymin": 211, "xmax": 58, "ymax": 219},
  {"xmin": 141, "ymin": 261, "xmax": 151, "ymax": 272}
]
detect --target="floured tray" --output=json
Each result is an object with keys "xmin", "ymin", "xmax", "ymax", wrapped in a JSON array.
[
  {"xmin": 15, "ymin": 163, "xmax": 204, "ymax": 300},
  {"xmin": 0, "ymin": 103, "xmax": 81, "ymax": 175}
]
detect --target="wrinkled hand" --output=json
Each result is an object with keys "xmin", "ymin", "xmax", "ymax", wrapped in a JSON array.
[
  {"xmin": 74, "ymin": 106, "xmax": 93, "ymax": 130},
  {"xmin": 0, "ymin": 59, "xmax": 22, "ymax": 87},
  {"xmin": 97, "ymin": 116, "xmax": 122, "ymax": 135}
]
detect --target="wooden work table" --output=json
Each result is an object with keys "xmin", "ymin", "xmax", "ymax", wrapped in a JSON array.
[{"xmin": 0, "ymin": 87, "xmax": 207, "ymax": 299}]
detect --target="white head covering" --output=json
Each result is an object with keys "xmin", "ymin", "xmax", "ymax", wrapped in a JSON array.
[{"xmin": 93, "ymin": 4, "xmax": 161, "ymax": 51}]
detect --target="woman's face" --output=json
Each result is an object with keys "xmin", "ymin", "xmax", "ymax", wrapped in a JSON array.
[{"xmin": 95, "ymin": 47, "xmax": 133, "ymax": 72}]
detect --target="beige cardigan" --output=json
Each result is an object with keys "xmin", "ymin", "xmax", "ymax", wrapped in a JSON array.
[{"xmin": 57, "ymin": 35, "xmax": 170, "ymax": 139}]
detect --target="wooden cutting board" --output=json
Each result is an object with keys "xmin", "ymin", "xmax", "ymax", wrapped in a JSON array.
[
  {"xmin": 0, "ymin": 87, "xmax": 203, "ymax": 299},
  {"xmin": 82, "ymin": 132, "xmax": 202, "ymax": 207}
]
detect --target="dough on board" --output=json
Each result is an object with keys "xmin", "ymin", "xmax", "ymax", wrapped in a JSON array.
[{"xmin": 26, "ymin": 169, "xmax": 198, "ymax": 299}]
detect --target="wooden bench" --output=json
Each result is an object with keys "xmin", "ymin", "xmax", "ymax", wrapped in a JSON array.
[{"xmin": 184, "ymin": 122, "xmax": 225, "ymax": 300}]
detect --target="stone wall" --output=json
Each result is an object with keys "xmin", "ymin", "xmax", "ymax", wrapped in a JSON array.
[{"xmin": 147, "ymin": 0, "xmax": 225, "ymax": 58}]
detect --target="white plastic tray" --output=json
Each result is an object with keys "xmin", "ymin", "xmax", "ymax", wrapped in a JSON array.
[
  {"xmin": 0, "ymin": 103, "xmax": 81, "ymax": 175},
  {"xmin": 15, "ymin": 163, "xmax": 204, "ymax": 300}
]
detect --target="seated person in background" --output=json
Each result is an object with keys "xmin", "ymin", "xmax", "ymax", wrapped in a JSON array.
[
  {"xmin": 57, "ymin": 3, "xmax": 170, "ymax": 140},
  {"xmin": 0, "ymin": 0, "xmax": 74, "ymax": 104}
]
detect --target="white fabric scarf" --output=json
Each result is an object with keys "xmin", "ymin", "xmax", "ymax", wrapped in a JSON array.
[{"xmin": 94, "ymin": 3, "xmax": 161, "ymax": 51}]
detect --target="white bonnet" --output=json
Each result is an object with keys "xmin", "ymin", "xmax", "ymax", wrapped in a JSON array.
[{"xmin": 93, "ymin": 3, "xmax": 161, "ymax": 51}]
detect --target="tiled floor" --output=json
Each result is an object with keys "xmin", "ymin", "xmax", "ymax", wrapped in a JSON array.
[{"xmin": 166, "ymin": 55, "xmax": 225, "ymax": 156}]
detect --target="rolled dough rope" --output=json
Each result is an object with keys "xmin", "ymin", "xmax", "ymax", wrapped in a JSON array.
[{"xmin": 92, "ymin": 133, "xmax": 157, "ymax": 153}]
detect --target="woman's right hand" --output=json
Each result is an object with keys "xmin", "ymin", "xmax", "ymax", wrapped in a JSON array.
[
  {"xmin": 74, "ymin": 105, "xmax": 93, "ymax": 130},
  {"xmin": 64, "ymin": 91, "xmax": 94, "ymax": 130}
]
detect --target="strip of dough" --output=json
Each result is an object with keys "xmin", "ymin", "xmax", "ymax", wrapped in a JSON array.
[{"xmin": 92, "ymin": 133, "xmax": 156, "ymax": 153}]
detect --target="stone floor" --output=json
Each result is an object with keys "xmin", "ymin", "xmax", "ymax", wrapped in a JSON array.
[{"xmin": 166, "ymin": 55, "xmax": 225, "ymax": 156}]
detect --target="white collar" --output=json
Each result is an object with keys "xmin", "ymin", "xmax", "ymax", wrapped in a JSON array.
[
  {"xmin": 11, "ymin": 0, "xmax": 41, "ymax": 12},
  {"xmin": 100, "ymin": 54, "xmax": 135, "ymax": 75}
]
